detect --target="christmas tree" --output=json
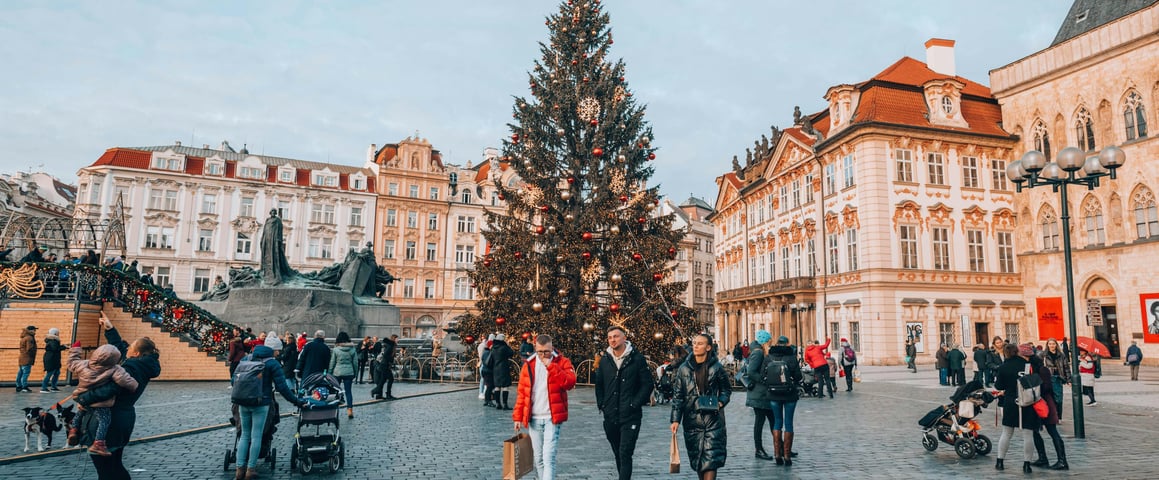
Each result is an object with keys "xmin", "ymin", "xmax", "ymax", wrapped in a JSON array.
[{"xmin": 459, "ymin": 0, "xmax": 703, "ymax": 362}]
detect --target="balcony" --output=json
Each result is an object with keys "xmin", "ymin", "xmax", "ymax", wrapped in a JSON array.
[{"xmin": 716, "ymin": 276, "xmax": 816, "ymax": 302}]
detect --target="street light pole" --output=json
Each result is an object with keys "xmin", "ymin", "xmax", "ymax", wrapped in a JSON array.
[{"xmin": 1007, "ymin": 145, "xmax": 1126, "ymax": 440}]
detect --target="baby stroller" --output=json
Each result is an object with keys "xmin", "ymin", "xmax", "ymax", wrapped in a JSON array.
[
  {"xmin": 798, "ymin": 362, "xmax": 820, "ymax": 398},
  {"xmin": 289, "ymin": 372, "xmax": 346, "ymax": 474},
  {"xmin": 918, "ymin": 380, "xmax": 996, "ymax": 459},
  {"xmin": 224, "ymin": 401, "xmax": 280, "ymax": 473}
]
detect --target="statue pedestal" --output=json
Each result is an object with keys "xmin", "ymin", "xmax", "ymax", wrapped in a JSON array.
[{"xmin": 195, "ymin": 288, "xmax": 400, "ymax": 339}]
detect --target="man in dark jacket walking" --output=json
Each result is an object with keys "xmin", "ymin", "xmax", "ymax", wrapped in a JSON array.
[
  {"xmin": 227, "ymin": 330, "xmax": 246, "ymax": 387},
  {"xmin": 1125, "ymin": 341, "xmax": 1143, "ymax": 381},
  {"xmin": 594, "ymin": 326, "xmax": 654, "ymax": 480},
  {"xmin": 297, "ymin": 330, "xmax": 331, "ymax": 379},
  {"xmin": 947, "ymin": 345, "xmax": 966, "ymax": 386},
  {"xmin": 371, "ymin": 335, "xmax": 397, "ymax": 400}
]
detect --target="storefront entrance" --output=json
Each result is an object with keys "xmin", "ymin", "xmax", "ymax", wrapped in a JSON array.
[
  {"xmin": 1086, "ymin": 277, "xmax": 1119, "ymax": 359},
  {"xmin": 1094, "ymin": 306, "xmax": 1120, "ymax": 359},
  {"xmin": 974, "ymin": 323, "xmax": 989, "ymax": 348}
]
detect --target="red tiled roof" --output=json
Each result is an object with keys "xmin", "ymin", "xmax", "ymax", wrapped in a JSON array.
[
  {"xmin": 867, "ymin": 56, "xmax": 991, "ymax": 97},
  {"xmin": 850, "ymin": 86, "xmax": 1007, "ymax": 137},
  {"xmin": 722, "ymin": 172, "xmax": 742, "ymax": 189},
  {"xmin": 474, "ymin": 161, "xmax": 511, "ymax": 183},
  {"xmin": 376, "ymin": 145, "xmax": 398, "ymax": 164},
  {"xmin": 93, "ymin": 148, "xmax": 151, "ymax": 169},
  {"xmin": 783, "ymin": 127, "xmax": 817, "ymax": 146}
]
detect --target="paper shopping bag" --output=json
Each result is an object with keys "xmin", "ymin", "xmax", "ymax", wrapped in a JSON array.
[
  {"xmin": 503, "ymin": 433, "xmax": 534, "ymax": 480},
  {"xmin": 853, "ymin": 367, "xmax": 862, "ymax": 383},
  {"xmin": 669, "ymin": 431, "xmax": 681, "ymax": 473}
]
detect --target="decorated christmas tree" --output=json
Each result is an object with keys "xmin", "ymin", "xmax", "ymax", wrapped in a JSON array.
[{"xmin": 459, "ymin": 0, "xmax": 703, "ymax": 362}]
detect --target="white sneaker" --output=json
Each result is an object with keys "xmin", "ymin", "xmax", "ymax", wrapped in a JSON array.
[{"xmin": 478, "ymin": 394, "xmax": 485, "ymax": 400}]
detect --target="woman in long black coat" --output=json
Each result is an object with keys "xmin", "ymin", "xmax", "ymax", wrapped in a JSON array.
[
  {"xmin": 670, "ymin": 334, "xmax": 731, "ymax": 479},
  {"xmin": 994, "ymin": 343, "xmax": 1042, "ymax": 473},
  {"xmin": 489, "ymin": 334, "xmax": 516, "ymax": 410}
]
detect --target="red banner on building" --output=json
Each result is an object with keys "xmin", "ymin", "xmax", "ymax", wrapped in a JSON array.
[{"xmin": 1036, "ymin": 297, "xmax": 1065, "ymax": 340}]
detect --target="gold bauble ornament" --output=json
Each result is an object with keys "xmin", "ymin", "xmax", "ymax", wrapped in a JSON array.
[
  {"xmin": 532, "ymin": 302, "xmax": 544, "ymax": 312},
  {"xmin": 654, "ymin": 331, "xmax": 664, "ymax": 340},
  {"xmin": 490, "ymin": 286, "xmax": 501, "ymax": 295},
  {"xmin": 565, "ymin": 214, "xmax": 575, "ymax": 222},
  {"xmin": 610, "ymin": 273, "xmax": 622, "ymax": 283},
  {"xmin": 560, "ymin": 190, "xmax": 572, "ymax": 200},
  {"xmin": 558, "ymin": 288, "xmax": 568, "ymax": 297},
  {"xmin": 610, "ymin": 225, "xmax": 620, "ymax": 234}
]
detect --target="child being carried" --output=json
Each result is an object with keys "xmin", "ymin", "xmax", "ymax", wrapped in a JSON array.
[{"xmin": 64, "ymin": 341, "xmax": 138, "ymax": 456}]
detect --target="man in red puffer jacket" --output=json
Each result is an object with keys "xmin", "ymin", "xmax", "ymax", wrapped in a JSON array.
[
  {"xmin": 513, "ymin": 334, "xmax": 577, "ymax": 480},
  {"xmin": 804, "ymin": 338, "xmax": 833, "ymax": 398}
]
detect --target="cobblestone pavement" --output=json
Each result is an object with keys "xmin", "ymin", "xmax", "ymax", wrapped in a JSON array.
[{"xmin": 2, "ymin": 365, "xmax": 1157, "ymax": 479}]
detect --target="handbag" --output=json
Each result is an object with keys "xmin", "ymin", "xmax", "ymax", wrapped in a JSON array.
[
  {"xmin": 669, "ymin": 431, "xmax": 681, "ymax": 473},
  {"xmin": 904, "ymin": 355, "xmax": 912, "ymax": 364},
  {"xmin": 1032, "ymin": 398, "xmax": 1049, "ymax": 419},
  {"xmin": 696, "ymin": 395, "xmax": 719, "ymax": 412},
  {"xmin": 733, "ymin": 367, "xmax": 752, "ymax": 390},
  {"xmin": 502, "ymin": 432, "xmax": 534, "ymax": 480}
]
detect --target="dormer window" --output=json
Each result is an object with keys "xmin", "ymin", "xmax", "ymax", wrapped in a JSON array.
[
  {"xmin": 923, "ymin": 78, "xmax": 969, "ymax": 129},
  {"xmin": 279, "ymin": 167, "xmax": 296, "ymax": 183},
  {"xmin": 351, "ymin": 175, "xmax": 366, "ymax": 190},
  {"xmin": 152, "ymin": 154, "xmax": 184, "ymax": 171},
  {"xmin": 312, "ymin": 172, "xmax": 338, "ymax": 187},
  {"xmin": 238, "ymin": 166, "xmax": 264, "ymax": 180},
  {"xmin": 941, "ymin": 96, "xmax": 953, "ymax": 114},
  {"xmin": 205, "ymin": 161, "xmax": 224, "ymax": 176}
]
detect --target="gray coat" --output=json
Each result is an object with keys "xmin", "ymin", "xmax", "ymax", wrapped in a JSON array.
[{"xmin": 744, "ymin": 341, "xmax": 771, "ymax": 408}]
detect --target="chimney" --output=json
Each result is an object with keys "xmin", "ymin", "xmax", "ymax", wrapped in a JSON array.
[
  {"xmin": 924, "ymin": 38, "xmax": 956, "ymax": 77},
  {"xmin": 174, "ymin": 140, "xmax": 182, "ymax": 146}
]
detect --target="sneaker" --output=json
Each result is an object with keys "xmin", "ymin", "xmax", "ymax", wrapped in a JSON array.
[
  {"xmin": 50, "ymin": 387, "xmax": 60, "ymax": 392},
  {"xmin": 1088, "ymin": 401, "xmax": 1098, "ymax": 406},
  {"xmin": 40, "ymin": 389, "xmax": 51, "ymax": 393}
]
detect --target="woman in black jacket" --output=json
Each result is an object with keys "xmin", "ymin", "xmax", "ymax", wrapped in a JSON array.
[
  {"xmin": 744, "ymin": 331, "xmax": 775, "ymax": 460},
  {"xmin": 40, "ymin": 327, "xmax": 68, "ymax": 391},
  {"xmin": 670, "ymin": 334, "xmax": 731, "ymax": 479},
  {"xmin": 764, "ymin": 336, "xmax": 803, "ymax": 466},
  {"xmin": 82, "ymin": 316, "xmax": 162, "ymax": 480},
  {"xmin": 489, "ymin": 334, "xmax": 516, "ymax": 410},
  {"xmin": 994, "ymin": 343, "xmax": 1042, "ymax": 473},
  {"xmin": 280, "ymin": 332, "xmax": 298, "ymax": 390}
]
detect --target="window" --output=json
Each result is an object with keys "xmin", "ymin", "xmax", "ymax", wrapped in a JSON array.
[
  {"xmin": 277, "ymin": 200, "xmax": 290, "ymax": 220},
  {"xmin": 88, "ymin": 182, "xmax": 102, "ymax": 204},
  {"xmin": 804, "ymin": 174, "xmax": 814, "ymax": 204},
  {"xmin": 825, "ymin": 164, "xmax": 837, "ymax": 194},
  {"xmin": 767, "ymin": 250, "xmax": 776, "ymax": 282},
  {"xmin": 240, "ymin": 197, "xmax": 255, "ymax": 217},
  {"xmin": 461, "ymin": 189, "xmax": 472, "ymax": 204},
  {"xmin": 145, "ymin": 226, "xmax": 174, "ymax": 249},
  {"xmin": 1083, "ymin": 201, "xmax": 1105, "ymax": 246},
  {"xmin": 148, "ymin": 189, "xmax": 177, "ymax": 210},
  {"xmin": 967, "ymin": 229, "xmax": 985, "ymax": 272},
  {"xmin": 193, "ymin": 269, "xmax": 210, "ymax": 293},
  {"xmin": 932, "ymin": 227, "xmax": 950, "ymax": 271},
  {"xmin": 424, "ymin": 279, "xmax": 436, "ymax": 299},
  {"xmin": 386, "ymin": 209, "xmax": 397, "ymax": 227},
  {"xmin": 962, "ymin": 156, "xmax": 979, "ymax": 188},
  {"xmin": 491, "ymin": 192, "xmax": 500, "ymax": 206},
  {"xmin": 997, "ymin": 231, "xmax": 1015, "ymax": 273},
  {"xmin": 383, "ymin": 282, "xmax": 394, "ymax": 298},
  {"xmin": 238, "ymin": 166, "xmax": 264, "ymax": 180},
  {"xmin": 405, "ymin": 241, "xmax": 416, "ymax": 260},
  {"xmin": 830, "ymin": 322, "xmax": 841, "ymax": 353},
  {"xmin": 757, "ymin": 255, "xmax": 766, "ymax": 283},
  {"xmin": 1033, "ymin": 121, "xmax": 1052, "ymax": 159},
  {"xmin": 846, "ymin": 228, "xmax": 858, "ymax": 271},
  {"xmin": 1124, "ymin": 91, "xmax": 1148, "ymax": 141},
  {"xmin": 1005, "ymin": 323, "xmax": 1020, "ymax": 346},
  {"xmin": 311, "ymin": 204, "xmax": 335, "ymax": 224},
  {"xmin": 201, "ymin": 194, "xmax": 217, "ymax": 214},
  {"xmin": 927, "ymin": 153, "xmax": 945, "ymax": 185},
  {"xmin": 941, "ymin": 96, "xmax": 953, "ymax": 114},
  {"xmin": 457, "ymin": 216, "xmax": 476, "ymax": 233},
  {"xmin": 453, "ymin": 277, "xmax": 473, "ymax": 300},
  {"xmin": 403, "ymin": 279, "xmax": 415, "ymax": 299},
  {"xmin": 843, "ymin": 155, "xmax": 855, "ymax": 188},
  {"xmin": 307, "ymin": 237, "xmax": 334, "ymax": 258},
  {"xmin": 428, "ymin": 213, "xmax": 439, "ymax": 230},
  {"xmin": 152, "ymin": 156, "xmax": 183, "ymax": 171},
  {"xmin": 388, "ymin": 183, "xmax": 399, "ymax": 196},
  {"xmin": 896, "ymin": 149, "xmax": 913, "ymax": 182},
  {"xmin": 197, "ymin": 229, "xmax": 213, "ymax": 252},
  {"xmin": 383, "ymin": 239, "xmax": 395, "ymax": 259},
  {"xmin": 849, "ymin": 321, "xmax": 861, "ymax": 352},
  {"xmin": 427, "ymin": 187, "xmax": 439, "ymax": 200},
  {"xmin": 235, "ymin": 233, "xmax": 252, "ymax": 257},
  {"xmin": 409, "ymin": 184, "xmax": 419, "ymax": 198},
  {"xmin": 1041, "ymin": 209, "xmax": 1060, "ymax": 250},
  {"xmin": 705, "ymin": 281, "xmax": 714, "ymax": 300},
  {"xmin": 939, "ymin": 322, "xmax": 955, "ymax": 348},
  {"xmin": 827, "ymin": 233, "xmax": 839, "ymax": 275},
  {"xmin": 279, "ymin": 169, "xmax": 295, "ymax": 183},
  {"xmin": 455, "ymin": 245, "xmax": 475, "ymax": 264},
  {"xmin": 426, "ymin": 242, "xmax": 437, "ymax": 261},
  {"xmin": 1134, "ymin": 190, "xmax": 1159, "ymax": 238},
  {"xmin": 449, "ymin": 172, "xmax": 459, "ymax": 184},
  {"xmin": 407, "ymin": 211, "xmax": 418, "ymax": 228},
  {"xmin": 155, "ymin": 267, "xmax": 171, "ymax": 289},
  {"xmin": 781, "ymin": 246, "xmax": 789, "ymax": 280},
  {"xmin": 757, "ymin": 198, "xmax": 765, "ymax": 223},
  {"xmin": 749, "ymin": 257, "xmax": 757, "ymax": 284},
  {"xmin": 350, "ymin": 207, "xmax": 363, "ymax": 226},
  {"xmin": 780, "ymin": 186, "xmax": 789, "ymax": 212},
  {"xmin": 990, "ymin": 159, "xmax": 1008, "ymax": 191},
  {"xmin": 806, "ymin": 238, "xmax": 815, "ymax": 276},
  {"xmin": 312, "ymin": 173, "xmax": 338, "ymax": 187},
  {"xmin": 791, "ymin": 179, "xmax": 801, "ymax": 208},
  {"xmin": 1075, "ymin": 107, "xmax": 1096, "ymax": 151},
  {"xmin": 351, "ymin": 177, "xmax": 366, "ymax": 190},
  {"xmin": 205, "ymin": 162, "xmax": 223, "ymax": 175},
  {"xmin": 900, "ymin": 225, "xmax": 919, "ymax": 269}
]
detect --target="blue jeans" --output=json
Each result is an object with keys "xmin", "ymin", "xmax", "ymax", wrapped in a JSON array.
[
  {"xmin": 236, "ymin": 404, "xmax": 270, "ymax": 468},
  {"xmin": 41, "ymin": 369, "xmax": 60, "ymax": 390},
  {"xmin": 939, "ymin": 368, "xmax": 949, "ymax": 385},
  {"xmin": 338, "ymin": 376, "xmax": 354, "ymax": 408},
  {"xmin": 16, "ymin": 364, "xmax": 31, "ymax": 389},
  {"xmin": 1051, "ymin": 376, "xmax": 1065, "ymax": 418},
  {"xmin": 528, "ymin": 418, "xmax": 560, "ymax": 480},
  {"xmin": 769, "ymin": 400, "xmax": 798, "ymax": 432}
]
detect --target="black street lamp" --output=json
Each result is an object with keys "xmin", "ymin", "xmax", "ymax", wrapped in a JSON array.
[{"xmin": 1006, "ymin": 145, "xmax": 1126, "ymax": 439}]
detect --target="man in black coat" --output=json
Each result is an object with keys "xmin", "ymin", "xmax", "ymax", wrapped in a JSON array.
[
  {"xmin": 371, "ymin": 335, "xmax": 398, "ymax": 400},
  {"xmin": 296, "ymin": 330, "xmax": 331, "ymax": 380},
  {"xmin": 594, "ymin": 326, "xmax": 654, "ymax": 480}
]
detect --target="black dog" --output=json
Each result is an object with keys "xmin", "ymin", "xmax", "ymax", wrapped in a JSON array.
[{"xmin": 22, "ymin": 404, "xmax": 74, "ymax": 452}]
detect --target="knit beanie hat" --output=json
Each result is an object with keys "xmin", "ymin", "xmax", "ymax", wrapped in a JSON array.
[
  {"xmin": 1018, "ymin": 343, "xmax": 1035, "ymax": 357},
  {"xmin": 48, "ymin": 328, "xmax": 60, "ymax": 336},
  {"xmin": 777, "ymin": 335, "xmax": 790, "ymax": 345},
  {"xmin": 264, "ymin": 334, "xmax": 284, "ymax": 351},
  {"xmin": 755, "ymin": 330, "xmax": 772, "ymax": 345}
]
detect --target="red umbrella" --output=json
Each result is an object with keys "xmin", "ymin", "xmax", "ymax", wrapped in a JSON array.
[{"xmin": 1075, "ymin": 336, "xmax": 1111, "ymax": 357}]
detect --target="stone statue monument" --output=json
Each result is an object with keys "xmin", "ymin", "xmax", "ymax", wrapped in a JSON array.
[{"xmin": 260, "ymin": 209, "xmax": 296, "ymax": 286}]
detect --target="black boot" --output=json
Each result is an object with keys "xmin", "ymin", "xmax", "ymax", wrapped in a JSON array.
[
  {"xmin": 495, "ymin": 391, "xmax": 504, "ymax": 410},
  {"xmin": 1022, "ymin": 461, "xmax": 1032, "ymax": 473},
  {"xmin": 483, "ymin": 387, "xmax": 495, "ymax": 407},
  {"xmin": 503, "ymin": 391, "xmax": 512, "ymax": 410},
  {"xmin": 995, "ymin": 459, "xmax": 1004, "ymax": 470},
  {"xmin": 1050, "ymin": 436, "xmax": 1068, "ymax": 470},
  {"xmin": 1032, "ymin": 433, "xmax": 1049, "ymax": 466}
]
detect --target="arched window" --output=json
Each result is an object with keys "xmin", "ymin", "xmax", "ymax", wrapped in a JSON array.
[
  {"xmin": 453, "ymin": 277, "xmax": 473, "ymax": 300},
  {"xmin": 1074, "ymin": 107, "xmax": 1096, "ymax": 151},
  {"xmin": 1033, "ymin": 121, "xmax": 1052, "ymax": 159},
  {"xmin": 1124, "ymin": 91, "xmax": 1149, "ymax": 141},
  {"xmin": 461, "ymin": 189, "xmax": 472, "ymax": 204},
  {"xmin": 693, "ymin": 279, "xmax": 703, "ymax": 301},
  {"xmin": 1081, "ymin": 196, "xmax": 1105, "ymax": 246},
  {"xmin": 448, "ymin": 172, "xmax": 458, "ymax": 184},
  {"xmin": 1040, "ymin": 205, "xmax": 1060, "ymax": 251},
  {"xmin": 1133, "ymin": 187, "xmax": 1159, "ymax": 239},
  {"xmin": 704, "ymin": 281, "xmax": 714, "ymax": 301}
]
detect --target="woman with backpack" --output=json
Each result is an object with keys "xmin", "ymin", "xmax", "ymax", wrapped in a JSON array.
[
  {"xmin": 763, "ymin": 335, "xmax": 803, "ymax": 466},
  {"xmin": 329, "ymin": 332, "xmax": 358, "ymax": 419},
  {"xmin": 670, "ymin": 334, "xmax": 731, "ymax": 479},
  {"xmin": 744, "ymin": 330, "xmax": 775, "ymax": 460},
  {"xmin": 994, "ymin": 343, "xmax": 1043, "ymax": 473},
  {"xmin": 839, "ymin": 339, "xmax": 857, "ymax": 392},
  {"xmin": 232, "ymin": 334, "xmax": 303, "ymax": 480}
]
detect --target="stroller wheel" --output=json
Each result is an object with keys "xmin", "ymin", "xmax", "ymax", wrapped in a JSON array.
[
  {"xmin": 973, "ymin": 434, "xmax": 992, "ymax": 456},
  {"xmin": 289, "ymin": 446, "xmax": 298, "ymax": 472},
  {"xmin": 921, "ymin": 434, "xmax": 938, "ymax": 452},
  {"xmin": 954, "ymin": 437, "xmax": 977, "ymax": 459},
  {"xmin": 337, "ymin": 439, "xmax": 345, "ymax": 470},
  {"xmin": 299, "ymin": 456, "xmax": 313, "ymax": 474},
  {"xmin": 268, "ymin": 447, "xmax": 276, "ymax": 471}
]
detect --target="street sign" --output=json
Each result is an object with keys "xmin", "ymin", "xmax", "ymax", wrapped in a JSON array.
[{"xmin": 1087, "ymin": 299, "xmax": 1103, "ymax": 326}]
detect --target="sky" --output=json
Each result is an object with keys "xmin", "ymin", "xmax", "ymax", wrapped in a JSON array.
[{"xmin": 0, "ymin": 0, "xmax": 1071, "ymax": 204}]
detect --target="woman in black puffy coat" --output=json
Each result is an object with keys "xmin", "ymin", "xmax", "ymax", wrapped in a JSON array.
[{"xmin": 670, "ymin": 334, "xmax": 731, "ymax": 479}]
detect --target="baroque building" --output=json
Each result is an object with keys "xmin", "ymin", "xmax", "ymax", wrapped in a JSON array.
[
  {"xmin": 711, "ymin": 39, "xmax": 1024, "ymax": 364},
  {"xmin": 75, "ymin": 141, "xmax": 377, "ymax": 300},
  {"xmin": 990, "ymin": 0, "xmax": 1159, "ymax": 362}
]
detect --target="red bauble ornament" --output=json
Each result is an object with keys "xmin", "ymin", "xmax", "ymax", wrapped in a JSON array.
[
  {"xmin": 495, "ymin": 317, "xmax": 507, "ymax": 325},
  {"xmin": 511, "ymin": 133, "xmax": 520, "ymax": 142},
  {"xmin": 609, "ymin": 303, "xmax": 621, "ymax": 313},
  {"xmin": 571, "ymin": 59, "xmax": 578, "ymax": 65},
  {"xmin": 619, "ymin": 195, "xmax": 629, "ymax": 203},
  {"xmin": 530, "ymin": 82, "xmax": 537, "ymax": 89},
  {"xmin": 582, "ymin": 77, "xmax": 590, "ymax": 83},
  {"xmin": 567, "ymin": 176, "xmax": 576, "ymax": 184},
  {"xmin": 535, "ymin": 225, "xmax": 546, "ymax": 235},
  {"xmin": 483, "ymin": 259, "xmax": 492, "ymax": 267},
  {"xmin": 671, "ymin": 309, "xmax": 679, "ymax": 318},
  {"xmin": 498, "ymin": 193, "xmax": 505, "ymax": 200},
  {"xmin": 521, "ymin": 332, "xmax": 531, "ymax": 340},
  {"xmin": 636, "ymin": 217, "xmax": 647, "ymax": 224},
  {"xmin": 668, "ymin": 247, "xmax": 677, "ymax": 257},
  {"xmin": 582, "ymin": 251, "xmax": 592, "ymax": 260},
  {"xmin": 632, "ymin": 252, "xmax": 643, "ymax": 261},
  {"xmin": 540, "ymin": 205, "xmax": 550, "ymax": 213},
  {"xmin": 620, "ymin": 76, "xmax": 625, "ymax": 82},
  {"xmin": 590, "ymin": 303, "xmax": 599, "ymax": 311},
  {"xmin": 592, "ymin": 147, "xmax": 604, "ymax": 157},
  {"xmin": 653, "ymin": 272, "xmax": 663, "ymax": 281},
  {"xmin": 582, "ymin": 232, "xmax": 593, "ymax": 241},
  {"xmin": 590, "ymin": 119, "xmax": 598, "ymax": 126},
  {"xmin": 514, "ymin": 251, "xmax": 523, "ymax": 259},
  {"xmin": 648, "ymin": 153, "xmax": 656, "ymax": 160},
  {"xmin": 464, "ymin": 335, "xmax": 476, "ymax": 344}
]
